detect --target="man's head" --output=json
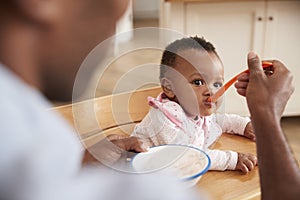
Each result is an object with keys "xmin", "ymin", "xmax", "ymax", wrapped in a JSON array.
[{"xmin": 0, "ymin": 0, "xmax": 129, "ymax": 101}]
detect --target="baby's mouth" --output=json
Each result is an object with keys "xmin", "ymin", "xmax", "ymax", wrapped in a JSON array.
[{"xmin": 204, "ymin": 99, "xmax": 216, "ymax": 108}]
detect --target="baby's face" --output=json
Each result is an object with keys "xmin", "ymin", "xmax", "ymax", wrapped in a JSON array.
[{"xmin": 165, "ymin": 49, "xmax": 224, "ymax": 117}]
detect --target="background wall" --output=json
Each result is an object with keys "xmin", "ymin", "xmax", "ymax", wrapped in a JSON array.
[{"xmin": 133, "ymin": 0, "xmax": 159, "ymax": 19}]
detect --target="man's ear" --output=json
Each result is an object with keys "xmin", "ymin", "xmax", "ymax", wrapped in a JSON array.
[
  {"xmin": 161, "ymin": 77, "xmax": 175, "ymax": 99},
  {"xmin": 13, "ymin": 0, "xmax": 58, "ymax": 25}
]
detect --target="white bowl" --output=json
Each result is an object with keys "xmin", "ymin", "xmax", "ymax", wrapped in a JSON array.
[{"xmin": 131, "ymin": 144, "xmax": 211, "ymax": 187}]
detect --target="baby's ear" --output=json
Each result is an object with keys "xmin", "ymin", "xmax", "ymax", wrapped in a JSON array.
[{"xmin": 161, "ymin": 78, "xmax": 175, "ymax": 99}]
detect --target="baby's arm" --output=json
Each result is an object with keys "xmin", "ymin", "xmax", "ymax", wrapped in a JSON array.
[
  {"xmin": 206, "ymin": 149, "xmax": 257, "ymax": 173},
  {"xmin": 206, "ymin": 149, "xmax": 238, "ymax": 171},
  {"xmin": 214, "ymin": 113, "xmax": 255, "ymax": 140}
]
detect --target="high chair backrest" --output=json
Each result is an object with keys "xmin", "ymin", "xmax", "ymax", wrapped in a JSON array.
[{"xmin": 52, "ymin": 86, "xmax": 162, "ymax": 147}]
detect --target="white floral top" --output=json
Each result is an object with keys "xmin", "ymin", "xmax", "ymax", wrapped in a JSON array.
[{"xmin": 132, "ymin": 93, "xmax": 250, "ymax": 171}]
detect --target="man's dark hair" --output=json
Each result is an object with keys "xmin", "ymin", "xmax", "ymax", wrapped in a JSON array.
[{"xmin": 160, "ymin": 36, "xmax": 220, "ymax": 79}]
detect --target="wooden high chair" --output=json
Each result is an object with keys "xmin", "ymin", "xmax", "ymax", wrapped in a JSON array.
[
  {"xmin": 52, "ymin": 86, "xmax": 260, "ymax": 200},
  {"xmin": 52, "ymin": 86, "xmax": 162, "ymax": 148}
]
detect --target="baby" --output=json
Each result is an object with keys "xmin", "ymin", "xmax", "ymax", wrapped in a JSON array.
[{"xmin": 132, "ymin": 36, "xmax": 257, "ymax": 173}]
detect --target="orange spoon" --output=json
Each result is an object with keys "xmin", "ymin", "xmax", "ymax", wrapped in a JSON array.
[{"xmin": 208, "ymin": 61, "xmax": 273, "ymax": 103}]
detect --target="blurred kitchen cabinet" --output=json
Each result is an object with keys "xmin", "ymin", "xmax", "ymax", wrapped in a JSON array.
[
  {"xmin": 160, "ymin": 0, "xmax": 300, "ymax": 116},
  {"xmin": 262, "ymin": 1, "xmax": 300, "ymax": 116}
]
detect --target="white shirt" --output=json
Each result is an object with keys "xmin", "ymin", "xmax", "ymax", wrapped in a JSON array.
[
  {"xmin": 0, "ymin": 64, "xmax": 199, "ymax": 200},
  {"xmin": 132, "ymin": 93, "xmax": 250, "ymax": 171}
]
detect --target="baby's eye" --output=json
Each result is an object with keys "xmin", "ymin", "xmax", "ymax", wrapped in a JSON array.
[
  {"xmin": 192, "ymin": 79, "xmax": 205, "ymax": 86},
  {"xmin": 213, "ymin": 82, "xmax": 223, "ymax": 88}
]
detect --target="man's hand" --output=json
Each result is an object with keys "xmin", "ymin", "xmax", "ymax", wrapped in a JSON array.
[
  {"xmin": 83, "ymin": 134, "xmax": 147, "ymax": 165},
  {"xmin": 235, "ymin": 52, "xmax": 300, "ymax": 199},
  {"xmin": 107, "ymin": 134, "xmax": 147, "ymax": 152},
  {"xmin": 234, "ymin": 52, "xmax": 294, "ymax": 120}
]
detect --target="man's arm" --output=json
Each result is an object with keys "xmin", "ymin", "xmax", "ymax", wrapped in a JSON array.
[
  {"xmin": 252, "ymin": 112, "xmax": 300, "ymax": 199},
  {"xmin": 235, "ymin": 52, "xmax": 300, "ymax": 199}
]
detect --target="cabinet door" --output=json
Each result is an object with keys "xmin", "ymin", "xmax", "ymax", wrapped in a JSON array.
[
  {"xmin": 264, "ymin": 1, "xmax": 300, "ymax": 116},
  {"xmin": 159, "ymin": 1, "xmax": 185, "ymax": 33},
  {"xmin": 186, "ymin": 2, "xmax": 266, "ymax": 116}
]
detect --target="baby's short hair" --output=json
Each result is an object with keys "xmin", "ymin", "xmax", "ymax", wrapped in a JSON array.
[{"xmin": 160, "ymin": 36, "xmax": 219, "ymax": 79}]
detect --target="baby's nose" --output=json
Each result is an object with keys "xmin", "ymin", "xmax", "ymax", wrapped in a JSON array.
[{"xmin": 203, "ymin": 86, "xmax": 213, "ymax": 96}]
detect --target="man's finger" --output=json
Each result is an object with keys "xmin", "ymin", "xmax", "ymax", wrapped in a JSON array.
[
  {"xmin": 126, "ymin": 137, "xmax": 148, "ymax": 152},
  {"xmin": 247, "ymin": 52, "xmax": 264, "ymax": 75},
  {"xmin": 107, "ymin": 134, "xmax": 128, "ymax": 141},
  {"xmin": 236, "ymin": 88, "xmax": 247, "ymax": 97},
  {"xmin": 237, "ymin": 73, "xmax": 250, "ymax": 82},
  {"xmin": 234, "ymin": 81, "xmax": 248, "ymax": 89}
]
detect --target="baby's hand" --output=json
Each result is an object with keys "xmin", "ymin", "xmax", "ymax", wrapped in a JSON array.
[
  {"xmin": 235, "ymin": 152, "xmax": 257, "ymax": 174},
  {"xmin": 244, "ymin": 122, "xmax": 256, "ymax": 141}
]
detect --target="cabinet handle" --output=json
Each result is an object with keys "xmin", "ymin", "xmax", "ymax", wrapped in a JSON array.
[
  {"xmin": 258, "ymin": 17, "xmax": 263, "ymax": 21},
  {"xmin": 269, "ymin": 16, "xmax": 274, "ymax": 21}
]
